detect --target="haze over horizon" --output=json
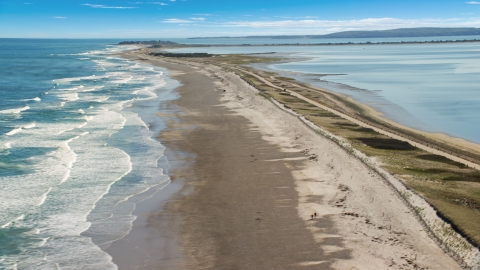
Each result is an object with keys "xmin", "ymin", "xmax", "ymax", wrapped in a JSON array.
[{"xmin": 1, "ymin": 0, "xmax": 480, "ymax": 38}]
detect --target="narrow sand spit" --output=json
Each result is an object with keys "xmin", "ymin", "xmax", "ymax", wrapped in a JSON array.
[
  {"xmin": 208, "ymin": 65, "xmax": 460, "ymax": 270},
  {"xmin": 119, "ymin": 51, "xmax": 463, "ymax": 269}
]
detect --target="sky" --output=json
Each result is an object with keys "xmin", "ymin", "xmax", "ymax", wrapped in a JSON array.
[{"xmin": 1, "ymin": 0, "xmax": 480, "ymax": 38}]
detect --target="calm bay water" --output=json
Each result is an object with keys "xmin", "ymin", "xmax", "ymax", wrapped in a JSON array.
[
  {"xmin": 169, "ymin": 40, "xmax": 480, "ymax": 144},
  {"xmin": 0, "ymin": 39, "xmax": 178, "ymax": 269}
]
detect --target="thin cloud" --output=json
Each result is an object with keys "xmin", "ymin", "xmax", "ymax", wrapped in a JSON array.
[
  {"xmin": 161, "ymin": 18, "xmax": 192, "ymax": 23},
  {"xmin": 54, "ymin": 16, "xmax": 67, "ymax": 19},
  {"xmin": 222, "ymin": 18, "xmax": 480, "ymax": 30},
  {"xmin": 149, "ymin": 2, "xmax": 169, "ymax": 5},
  {"xmin": 190, "ymin": 17, "xmax": 205, "ymax": 21},
  {"xmin": 466, "ymin": 1, "xmax": 480, "ymax": 4},
  {"xmin": 81, "ymin": 3, "xmax": 137, "ymax": 9}
]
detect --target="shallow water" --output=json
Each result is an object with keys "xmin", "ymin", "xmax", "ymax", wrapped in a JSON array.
[
  {"xmin": 0, "ymin": 39, "xmax": 179, "ymax": 269},
  {"xmin": 168, "ymin": 41, "xmax": 480, "ymax": 144}
]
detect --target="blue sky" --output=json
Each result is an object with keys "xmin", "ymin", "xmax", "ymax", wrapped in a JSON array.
[{"xmin": 1, "ymin": 0, "xmax": 480, "ymax": 38}]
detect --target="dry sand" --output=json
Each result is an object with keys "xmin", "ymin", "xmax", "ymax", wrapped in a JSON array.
[{"xmin": 115, "ymin": 50, "xmax": 462, "ymax": 269}]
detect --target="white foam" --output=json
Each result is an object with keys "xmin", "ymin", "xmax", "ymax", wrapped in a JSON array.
[
  {"xmin": 23, "ymin": 123, "xmax": 36, "ymax": 129},
  {"xmin": 1, "ymin": 221, "xmax": 12, "ymax": 228},
  {"xmin": 36, "ymin": 187, "xmax": 52, "ymax": 206},
  {"xmin": 6, "ymin": 128, "xmax": 22, "ymax": 136},
  {"xmin": 23, "ymin": 97, "xmax": 41, "ymax": 102},
  {"xmin": 77, "ymin": 122, "xmax": 87, "ymax": 129},
  {"xmin": 1, "ymin": 215, "xmax": 25, "ymax": 228},
  {"xmin": 56, "ymin": 124, "xmax": 78, "ymax": 135},
  {"xmin": 58, "ymin": 93, "xmax": 79, "ymax": 102},
  {"xmin": 5, "ymin": 123, "xmax": 35, "ymax": 136},
  {"xmin": 79, "ymin": 86, "xmax": 104, "ymax": 92},
  {"xmin": 0, "ymin": 105, "xmax": 30, "ymax": 114},
  {"xmin": 83, "ymin": 96, "xmax": 109, "ymax": 103},
  {"xmin": 53, "ymin": 74, "xmax": 109, "ymax": 84},
  {"xmin": 57, "ymin": 85, "xmax": 84, "ymax": 91},
  {"xmin": 83, "ymin": 116, "xmax": 94, "ymax": 122},
  {"xmin": 38, "ymin": 238, "xmax": 49, "ymax": 247},
  {"xmin": 78, "ymin": 109, "xmax": 85, "ymax": 114},
  {"xmin": 4, "ymin": 142, "xmax": 12, "ymax": 149},
  {"xmin": 59, "ymin": 132, "xmax": 87, "ymax": 184}
]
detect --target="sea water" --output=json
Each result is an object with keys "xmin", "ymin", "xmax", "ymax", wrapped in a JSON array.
[
  {"xmin": 0, "ymin": 39, "xmax": 179, "ymax": 269},
  {"xmin": 168, "ymin": 40, "xmax": 480, "ymax": 144}
]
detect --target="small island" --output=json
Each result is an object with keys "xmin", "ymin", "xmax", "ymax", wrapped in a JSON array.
[{"xmin": 118, "ymin": 40, "xmax": 178, "ymax": 48}]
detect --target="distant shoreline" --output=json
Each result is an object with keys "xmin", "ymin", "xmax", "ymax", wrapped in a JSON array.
[{"xmin": 119, "ymin": 38, "xmax": 480, "ymax": 49}]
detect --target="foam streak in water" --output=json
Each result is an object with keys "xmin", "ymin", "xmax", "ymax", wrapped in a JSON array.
[
  {"xmin": 5, "ymin": 128, "xmax": 22, "ymax": 136},
  {"xmin": 59, "ymin": 132, "xmax": 86, "ymax": 184},
  {"xmin": 36, "ymin": 188, "xmax": 52, "ymax": 206},
  {"xmin": 0, "ymin": 106, "xmax": 30, "ymax": 114}
]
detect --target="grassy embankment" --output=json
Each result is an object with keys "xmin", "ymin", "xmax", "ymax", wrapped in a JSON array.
[{"xmin": 146, "ymin": 50, "xmax": 480, "ymax": 248}]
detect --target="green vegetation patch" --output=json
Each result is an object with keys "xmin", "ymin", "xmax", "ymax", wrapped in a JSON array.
[
  {"xmin": 356, "ymin": 137, "xmax": 417, "ymax": 150},
  {"xmin": 416, "ymin": 154, "xmax": 467, "ymax": 168}
]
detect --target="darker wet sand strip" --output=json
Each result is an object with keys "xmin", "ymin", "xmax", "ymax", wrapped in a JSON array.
[{"xmin": 117, "ymin": 56, "xmax": 344, "ymax": 269}]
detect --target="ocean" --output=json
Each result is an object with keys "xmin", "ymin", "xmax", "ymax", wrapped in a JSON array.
[
  {"xmin": 167, "ymin": 38, "xmax": 480, "ymax": 144},
  {"xmin": 0, "ymin": 39, "xmax": 179, "ymax": 269}
]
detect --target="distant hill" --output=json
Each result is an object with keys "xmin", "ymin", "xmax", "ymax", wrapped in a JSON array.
[{"xmin": 190, "ymin": 27, "xmax": 480, "ymax": 39}]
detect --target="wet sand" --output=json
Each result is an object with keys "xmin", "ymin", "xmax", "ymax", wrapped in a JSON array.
[{"xmin": 109, "ymin": 51, "xmax": 463, "ymax": 269}]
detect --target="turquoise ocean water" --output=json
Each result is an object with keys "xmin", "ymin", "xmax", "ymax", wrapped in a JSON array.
[
  {"xmin": 168, "ymin": 37, "xmax": 480, "ymax": 144},
  {"xmin": 0, "ymin": 39, "xmax": 179, "ymax": 269}
]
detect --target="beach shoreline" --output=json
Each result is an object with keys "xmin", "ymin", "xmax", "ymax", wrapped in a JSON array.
[{"xmin": 103, "ymin": 49, "xmax": 480, "ymax": 269}]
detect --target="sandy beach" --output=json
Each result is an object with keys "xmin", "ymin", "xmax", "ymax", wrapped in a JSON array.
[{"xmin": 110, "ymin": 50, "xmax": 469, "ymax": 269}]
